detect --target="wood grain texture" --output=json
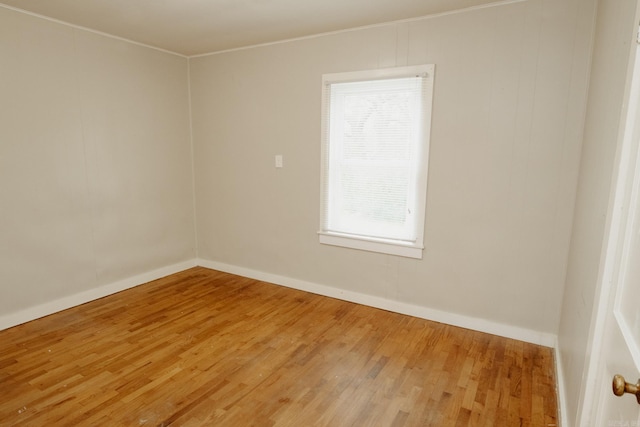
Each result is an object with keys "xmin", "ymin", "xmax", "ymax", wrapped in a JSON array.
[{"xmin": 0, "ymin": 267, "xmax": 558, "ymax": 426}]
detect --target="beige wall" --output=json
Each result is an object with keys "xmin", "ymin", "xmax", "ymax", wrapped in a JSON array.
[
  {"xmin": 558, "ymin": 0, "xmax": 640, "ymax": 424},
  {"xmin": 0, "ymin": 8, "xmax": 195, "ymax": 317},
  {"xmin": 190, "ymin": 0, "xmax": 593, "ymax": 335}
]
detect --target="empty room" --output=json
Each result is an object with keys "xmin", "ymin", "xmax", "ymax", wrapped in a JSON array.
[{"xmin": 2, "ymin": 0, "xmax": 640, "ymax": 425}]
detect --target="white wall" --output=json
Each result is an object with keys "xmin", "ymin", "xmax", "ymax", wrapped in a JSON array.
[
  {"xmin": 558, "ymin": 0, "xmax": 640, "ymax": 425},
  {"xmin": 0, "ymin": 7, "xmax": 196, "ymax": 322},
  {"xmin": 190, "ymin": 0, "xmax": 594, "ymax": 337}
]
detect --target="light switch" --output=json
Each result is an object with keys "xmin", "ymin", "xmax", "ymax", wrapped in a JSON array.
[{"xmin": 275, "ymin": 155, "xmax": 283, "ymax": 168}]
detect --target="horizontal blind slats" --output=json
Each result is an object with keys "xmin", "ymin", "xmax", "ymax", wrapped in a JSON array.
[{"xmin": 321, "ymin": 75, "xmax": 425, "ymax": 242}]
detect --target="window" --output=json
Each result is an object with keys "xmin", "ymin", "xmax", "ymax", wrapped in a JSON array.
[{"xmin": 319, "ymin": 65, "xmax": 435, "ymax": 259}]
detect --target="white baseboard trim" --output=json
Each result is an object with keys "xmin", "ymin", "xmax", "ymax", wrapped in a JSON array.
[
  {"xmin": 196, "ymin": 258, "xmax": 558, "ymax": 348},
  {"xmin": 1, "ymin": 256, "xmax": 559, "ymax": 349},
  {"xmin": 553, "ymin": 337, "xmax": 569, "ymax": 427},
  {"xmin": 0, "ymin": 259, "xmax": 197, "ymax": 331}
]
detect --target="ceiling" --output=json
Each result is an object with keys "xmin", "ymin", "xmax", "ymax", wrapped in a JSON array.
[{"xmin": 0, "ymin": 0, "xmax": 504, "ymax": 56}]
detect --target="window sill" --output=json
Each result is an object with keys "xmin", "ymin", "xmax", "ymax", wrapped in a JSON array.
[{"xmin": 318, "ymin": 231, "xmax": 423, "ymax": 259}]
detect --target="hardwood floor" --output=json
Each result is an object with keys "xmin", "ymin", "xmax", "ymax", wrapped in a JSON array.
[{"xmin": 0, "ymin": 267, "xmax": 558, "ymax": 426}]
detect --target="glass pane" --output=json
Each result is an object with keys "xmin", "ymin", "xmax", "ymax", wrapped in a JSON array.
[{"xmin": 341, "ymin": 90, "xmax": 414, "ymax": 163}]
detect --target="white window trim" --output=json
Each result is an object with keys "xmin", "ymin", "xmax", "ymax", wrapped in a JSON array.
[
  {"xmin": 318, "ymin": 231, "xmax": 425, "ymax": 258},
  {"xmin": 319, "ymin": 64, "xmax": 435, "ymax": 259}
]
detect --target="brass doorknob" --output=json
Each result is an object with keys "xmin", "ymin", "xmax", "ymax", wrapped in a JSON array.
[{"xmin": 612, "ymin": 374, "xmax": 640, "ymax": 404}]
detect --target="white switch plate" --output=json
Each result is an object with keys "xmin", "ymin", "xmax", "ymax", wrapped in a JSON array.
[{"xmin": 275, "ymin": 155, "xmax": 283, "ymax": 168}]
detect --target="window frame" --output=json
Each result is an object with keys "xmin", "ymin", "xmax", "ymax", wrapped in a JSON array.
[{"xmin": 318, "ymin": 64, "xmax": 435, "ymax": 259}]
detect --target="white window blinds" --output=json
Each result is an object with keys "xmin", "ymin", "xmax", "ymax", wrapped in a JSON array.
[{"xmin": 319, "ymin": 65, "xmax": 434, "ymax": 259}]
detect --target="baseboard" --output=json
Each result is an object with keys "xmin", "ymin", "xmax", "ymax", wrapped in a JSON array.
[
  {"xmin": 196, "ymin": 258, "xmax": 558, "ymax": 348},
  {"xmin": 0, "ymin": 259, "xmax": 197, "ymax": 331},
  {"xmin": 1, "ymin": 256, "xmax": 560, "ymax": 349},
  {"xmin": 553, "ymin": 337, "xmax": 570, "ymax": 427}
]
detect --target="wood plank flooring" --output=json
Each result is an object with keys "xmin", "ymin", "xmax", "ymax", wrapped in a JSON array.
[{"xmin": 0, "ymin": 267, "xmax": 558, "ymax": 426}]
